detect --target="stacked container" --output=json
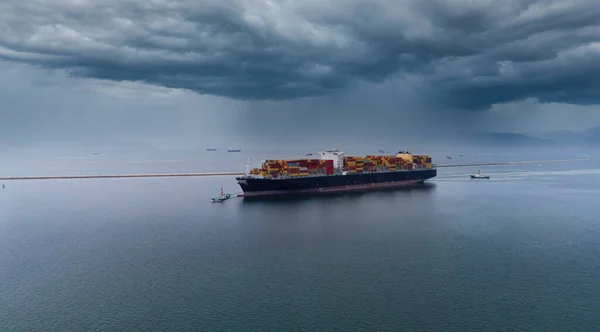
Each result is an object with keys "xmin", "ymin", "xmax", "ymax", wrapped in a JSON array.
[
  {"xmin": 299, "ymin": 166, "xmax": 309, "ymax": 177},
  {"xmin": 344, "ymin": 156, "xmax": 357, "ymax": 173},
  {"xmin": 251, "ymin": 153, "xmax": 431, "ymax": 178},
  {"xmin": 387, "ymin": 157, "xmax": 397, "ymax": 171},
  {"xmin": 307, "ymin": 159, "xmax": 321, "ymax": 175},
  {"xmin": 363, "ymin": 158, "xmax": 373, "ymax": 172},
  {"xmin": 352, "ymin": 156, "xmax": 362, "ymax": 173},
  {"xmin": 288, "ymin": 162, "xmax": 299, "ymax": 177},
  {"xmin": 320, "ymin": 159, "xmax": 334, "ymax": 175},
  {"xmin": 411, "ymin": 155, "xmax": 431, "ymax": 169}
]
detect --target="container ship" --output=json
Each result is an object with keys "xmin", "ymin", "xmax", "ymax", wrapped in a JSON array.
[{"xmin": 236, "ymin": 149, "xmax": 436, "ymax": 197}]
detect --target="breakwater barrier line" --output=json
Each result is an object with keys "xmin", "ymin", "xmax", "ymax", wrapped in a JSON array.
[
  {"xmin": 0, "ymin": 159, "xmax": 591, "ymax": 181},
  {"xmin": 0, "ymin": 172, "xmax": 246, "ymax": 181},
  {"xmin": 437, "ymin": 158, "xmax": 591, "ymax": 168}
]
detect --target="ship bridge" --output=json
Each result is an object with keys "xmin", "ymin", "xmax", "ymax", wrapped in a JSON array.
[{"xmin": 318, "ymin": 149, "xmax": 344, "ymax": 169}]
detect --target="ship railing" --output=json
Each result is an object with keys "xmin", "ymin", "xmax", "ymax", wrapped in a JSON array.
[{"xmin": 243, "ymin": 164, "xmax": 436, "ymax": 179}]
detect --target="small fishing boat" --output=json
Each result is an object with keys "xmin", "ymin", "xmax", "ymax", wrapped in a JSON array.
[
  {"xmin": 227, "ymin": 149, "xmax": 241, "ymax": 152},
  {"xmin": 378, "ymin": 149, "xmax": 385, "ymax": 153},
  {"xmin": 211, "ymin": 187, "xmax": 232, "ymax": 202},
  {"xmin": 206, "ymin": 148, "xmax": 217, "ymax": 151},
  {"xmin": 470, "ymin": 170, "xmax": 490, "ymax": 179}
]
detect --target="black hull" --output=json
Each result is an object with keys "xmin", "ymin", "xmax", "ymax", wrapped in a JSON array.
[{"xmin": 236, "ymin": 169, "xmax": 436, "ymax": 197}]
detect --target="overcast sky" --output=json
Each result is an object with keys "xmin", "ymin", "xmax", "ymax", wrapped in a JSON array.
[{"xmin": 2, "ymin": 0, "xmax": 600, "ymax": 149}]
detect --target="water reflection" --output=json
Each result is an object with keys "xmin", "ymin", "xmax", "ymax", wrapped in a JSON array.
[{"xmin": 240, "ymin": 182, "xmax": 437, "ymax": 204}]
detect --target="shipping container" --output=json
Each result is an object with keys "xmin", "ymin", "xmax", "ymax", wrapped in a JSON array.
[{"xmin": 253, "ymin": 152, "xmax": 432, "ymax": 178}]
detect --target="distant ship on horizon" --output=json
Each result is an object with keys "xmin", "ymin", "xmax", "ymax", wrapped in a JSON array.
[{"xmin": 227, "ymin": 149, "xmax": 241, "ymax": 152}]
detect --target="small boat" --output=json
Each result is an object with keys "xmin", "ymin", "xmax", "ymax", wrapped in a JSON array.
[
  {"xmin": 306, "ymin": 153, "xmax": 313, "ymax": 156},
  {"xmin": 206, "ymin": 148, "xmax": 217, "ymax": 151},
  {"xmin": 470, "ymin": 170, "xmax": 490, "ymax": 179},
  {"xmin": 459, "ymin": 154, "xmax": 464, "ymax": 157},
  {"xmin": 446, "ymin": 156, "xmax": 452, "ymax": 159},
  {"xmin": 227, "ymin": 149, "xmax": 241, "ymax": 152},
  {"xmin": 379, "ymin": 149, "xmax": 385, "ymax": 153},
  {"xmin": 211, "ymin": 187, "xmax": 232, "ymax": 202}
]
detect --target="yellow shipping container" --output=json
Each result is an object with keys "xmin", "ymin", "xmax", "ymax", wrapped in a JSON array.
[{"xmin": 396, "ymin": 153, "xmax": 413, "ymax": 162}]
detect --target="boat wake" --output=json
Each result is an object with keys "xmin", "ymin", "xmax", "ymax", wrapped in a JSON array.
[{"xmin": 435, "ymin": 168, "xmax": 600, "ymax": 181}]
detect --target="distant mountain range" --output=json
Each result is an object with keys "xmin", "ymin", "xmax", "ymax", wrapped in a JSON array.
[
  {"xmin": 460, "ymin": 125, "xmax": 600, "ymax": 147},
  {"xmin": 530, "ymin": 125, "xmax": 600, "ymax": 145}
]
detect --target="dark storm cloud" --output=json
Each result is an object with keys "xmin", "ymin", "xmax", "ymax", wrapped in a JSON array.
[{"xmin": 1, "ymin": 0, "xmax": 600, "ymax": 109}]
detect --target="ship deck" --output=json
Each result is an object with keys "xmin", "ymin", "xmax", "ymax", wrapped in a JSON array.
[{"xmin": 238, "ymin": 165, "xmax": 437, "ymax": 180}]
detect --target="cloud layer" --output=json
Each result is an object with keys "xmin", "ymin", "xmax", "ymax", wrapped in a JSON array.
[{"xmin": 2, "ymin": 0, "xmax": 600, "ymax": 109}]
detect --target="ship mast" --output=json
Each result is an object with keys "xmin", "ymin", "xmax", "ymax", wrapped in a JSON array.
[{"xmin": 245, "ymin": 158, "xmax": 252, "ymax": 175}]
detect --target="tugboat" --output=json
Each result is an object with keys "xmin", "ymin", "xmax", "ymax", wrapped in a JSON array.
[
  {"xmin": 211, "ymin": 187, "xmax": 232, "ymax": 202},
  {"xmin": 470, "ymin": 170, "xmax": 490, "ymax": 179}
]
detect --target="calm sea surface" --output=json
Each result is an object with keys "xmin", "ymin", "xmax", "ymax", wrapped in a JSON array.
[{"xmin": 1, "ymin": 147, "xmax": 599, "ymax": 331}]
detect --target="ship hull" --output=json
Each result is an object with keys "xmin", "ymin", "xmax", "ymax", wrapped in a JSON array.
[{"xmin": 236, "ymin": 169, "xmax": 436, "ymax": 197}]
